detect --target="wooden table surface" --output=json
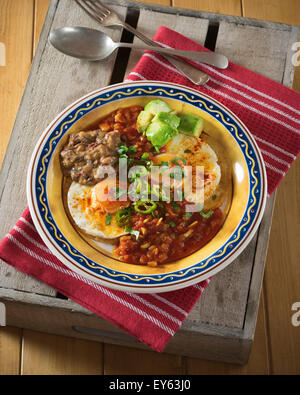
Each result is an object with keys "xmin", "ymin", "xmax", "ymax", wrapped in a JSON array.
[{"xmin": 0, "ymin": 0, "xmax": 299, "ymax": 375}]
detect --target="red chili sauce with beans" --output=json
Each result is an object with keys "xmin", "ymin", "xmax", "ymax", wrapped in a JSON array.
[{"xmin": 97, "ymin": 106, "xmax": 224, "ymax": 267}]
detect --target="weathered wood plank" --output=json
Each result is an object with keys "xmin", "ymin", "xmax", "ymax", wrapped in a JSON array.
[
  {"xmin": 0, "ymin": 0, "xmax": 34, "ymax": 166},
  {"xmin": 33, "ymin": 0, "xmax": 51, "ymax": 53},
  {"xmin": 0, "ymin": 0, "xmax": 126, "ymax": 295},
  {"xmin": 103, "ymin": 344, "xmax": 184, "ymax": 374},
  {"xmin": 173, "ymin": 0, "xmax": 242, "ymax": 16},
  {"xmin": 0, "ymin": 326, "xmax": 22, "ymax": 375},
  {"xmin": 186, "ymin": 294, "xmax": 269, "ymax": 374},
  {"xmin": 242, "ymin": 0, "xmax": 300, "ymax": 27},
  {"xmin": 21, "ymin": 329, "xmax": 103, "ymax": 375},
  {"xmin": 215, "ymin": 21, "xmax": 296, "ymax": 82},
  {"xmin": 124, "ymin": 8, "xmax": 209, "ymax": 79}
]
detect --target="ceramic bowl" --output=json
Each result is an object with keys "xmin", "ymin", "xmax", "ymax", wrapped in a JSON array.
[{"xmin": 27, "ymin": 81, "xmax": 267, "ymax": 293}]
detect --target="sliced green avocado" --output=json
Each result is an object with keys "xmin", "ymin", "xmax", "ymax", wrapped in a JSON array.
[
  {"xmin": 153, "ymin": 112, "xmax": 180, "ymax": 130},
  {"xmin": 146, "ymin": 120, "xmax": 178, "ymax": 148},
  {"xmin": 179, "ymin": 114, "xmax": 204, "ymax": 138},
  {"xmin": 137, "ymin": 110, "xmax": 154, "ymax": 134},
  {"xmin": 144, "ymin": 99, "xmax": 172, "ymax": 115}
]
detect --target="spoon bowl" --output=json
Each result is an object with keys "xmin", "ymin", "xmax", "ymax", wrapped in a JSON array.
[
  {"xmin": 49, "ymin": 26, "xmax": 229, "ymax": 69},
  {"xmin": 49, "ymin": 26, "xmax": 117, "ymax": 61}
]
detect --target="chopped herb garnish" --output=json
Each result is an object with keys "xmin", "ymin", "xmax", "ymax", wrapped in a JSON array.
[
  {"xmin": 172, "ymin": 201, "xmax": 179, "ymax": 210},
  {"xmin": 199, "ymin": 209, "xmax": 214, "ymax": 219},
  {"xmin": 117, "ymin": 145, "xmax": 128, "ymax": 155},
  {"xmin": 169, "ymin": 221, "xmax": 176, "ymax": 228},
  {"xmin": 212, "ymin": 194, "xmax": 217, "ymax": 200},
  {"xmin": 154, "ymin": 146, "xmax": 160, "ymax": 153},
  {"xmin": 125, "ymin": 225, "xmax": 140, "ymax": 240},
  {"xmin": 159, "ymin": 161, "xmax": 169, "ymax": 167},
  {"xmin": 184, "ymin": 149, "xmax": 192, "ymax": 153},
  {"xmin": 184, "ymin": 212, "xmax": 192, "ymax": 218},
  {"xmin": 128, "ymin": 146, "xmax": 137, "ymax": 153},
  {"xmin": 141, "ymin": 152, "xmax": 150, "ymax": 161},
  {"xmin": 114, "ymin": 187, "xmax": 127, "ymax": 199},
  {"xmin": 105, "ymin": 213, "xmax": 112, "ymax": 225}
]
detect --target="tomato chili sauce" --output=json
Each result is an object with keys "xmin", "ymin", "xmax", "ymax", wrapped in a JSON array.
[{"xmin": 94, "ymin": 106, "xmax": 225, "ymax": 267}]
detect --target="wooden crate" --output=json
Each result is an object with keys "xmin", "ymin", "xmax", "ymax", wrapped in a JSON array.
[{"xmin": 0, "ymin": 0, "xmax": 298, "ymax": 364}]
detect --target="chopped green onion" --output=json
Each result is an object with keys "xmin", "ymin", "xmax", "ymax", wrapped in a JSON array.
[
  {"xmin": 105, "ymin": 213, "xmax": 112, "ymax": 226},
  {"xmin": 125, "ymin": 225, "xmax": 140, "ymax": 240},
  {"xmin": 159, "ymin": 161, "xmax": 169, "ymax": 167},
  {"xmin": 184, "ymin": 212, "xmax": 192, "ymax": 218},
  {"xmin": 114, "ymin": 187, "xmax": 127, "ymax": 199},
  {"xmin": 199, "ymin": 209, "xmax": 214, "ymax": 219},
  {"xmin": 169, "ymin": 221, "xmax": 176, "ymax": 228},
  {"xmin": 128, "ymin": 146, "xmax": 137, "ymax": 153},
  {"xmin": 141, "ymin": 152, "xmax": 150, "ymax": 161},
  {"xmin": 118, "ymin": 145, "xmax": 128, "ymax": 155},
  {"xmin": 172, "ymin": 201, "xmax": 179, "ymax": 210},
  {"xmin": 134, "ymin": 200, "xmax": 157, "ymax": 214}
]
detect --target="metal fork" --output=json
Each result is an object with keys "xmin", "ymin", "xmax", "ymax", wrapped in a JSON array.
[{"xmin": 75, "ymin": 0, "xmax": 209, "ymax": 85}]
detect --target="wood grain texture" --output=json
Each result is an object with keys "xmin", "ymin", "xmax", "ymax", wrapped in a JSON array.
[
  {"xmin": 34, "ymin": 0, "xmax": 51, "ymax": 53},
  {"xmin": 242, "ymin": 0, "xmax": 300, "ymax": 375},
  {"xmin": 263, "ymin": 159, "xmax": 300, "ymax": 374},
  {"xmin": 0, "ymin": 0, "xmax": 34, "ymax": 167},
  {"xmin": 21, "ymin": 329, "xmax": 103, "ymax": 375},
  {"xmin": 0, "ymin": 0, "xmax": 55, "ymax": 296},
  {"xmin": 0, "ymin": 326, "xmax": 22, "ymax": 375},
  {"xmin": 0, "ymin": 0, "xmax": 126, "ymax": 295},
  {"xmin": 134, "ymin": 0, "xmax": 171, "ymax": 5},
  {"xmin": 242, "ymin": 0, "xmax": 300, "ymax": 26},
  {"xmin": 104, "ymin": 344, "xmax": 184, "ymax": 374},
  {"xmin": 172, "ymin": 0, "xmax": 242, "ymax": 16},
  {"xmin": 186, "ymin": 295, "xmax": 269, "ymax": 374}
]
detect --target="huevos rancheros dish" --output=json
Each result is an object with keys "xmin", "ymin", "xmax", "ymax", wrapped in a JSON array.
[{"xmin": 59, "ymin": 99, "xmax": 232, "ymax": 267}]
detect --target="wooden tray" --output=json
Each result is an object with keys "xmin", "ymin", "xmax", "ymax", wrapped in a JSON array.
[{"xmin": 0, "ymin": 0, "xmax": 298, "ymax": 364}]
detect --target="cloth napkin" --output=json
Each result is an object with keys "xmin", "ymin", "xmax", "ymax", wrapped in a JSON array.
[{"xmin": 0, "ymin": 27, "xmax": 299, "ymax": 353}]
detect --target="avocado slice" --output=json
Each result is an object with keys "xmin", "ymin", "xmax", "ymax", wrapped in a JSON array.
[
  {"xmin": 144, "ymin": 99, "xmax": 172, "ymax": 115},
  {"xmin": 137, "ymin": 110, "xmax": 154, "ymax": 134},
  {"xmin": 178, "ymin": 114, "xmax": 204, "ymax": 138},
  {"xmin": 153, "ymin": 112, "xmax": 180, "ymax": 130},
  {"xmin": 146, "ymin": 120, "xmax": 178, "ymax": 148}
]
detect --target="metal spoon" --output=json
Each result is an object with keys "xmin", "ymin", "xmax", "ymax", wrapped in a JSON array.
[{"xmin": 49, "ymin": 26, "xmax": 228, "ymax": 69}]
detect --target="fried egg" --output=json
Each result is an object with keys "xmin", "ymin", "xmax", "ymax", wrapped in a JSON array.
[
  {"xmin": 154, "ymin": 134, "xmax": 221, "ymax": 202},
  {"xmin": 67, "ymin": 178, "xmax": 130, "ymax": 239}
]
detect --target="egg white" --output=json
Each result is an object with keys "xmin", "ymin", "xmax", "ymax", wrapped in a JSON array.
[
  {"xmin": 67, "ymin": 181, "xmax": 129, "ymax": 239},
  {"xmin": 162, "ymin": 134, "xmax": 221, "ymax": 201}
]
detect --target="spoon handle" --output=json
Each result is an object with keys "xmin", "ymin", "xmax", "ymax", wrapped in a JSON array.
[
  {"xmin": 118, "ymin": 41, "xmax": 228, "ymax": 69},
  {"xmin": 119, "ymin": 22, "xmax": 210, "ymax": 85}
]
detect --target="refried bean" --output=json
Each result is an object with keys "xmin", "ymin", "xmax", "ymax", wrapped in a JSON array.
[{"xmin": 60, "ymin": 129, "xmax": 120, "ymax": 185}]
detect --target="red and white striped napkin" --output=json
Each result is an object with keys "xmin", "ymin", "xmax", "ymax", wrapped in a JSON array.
[{"xmin": 0, "ymin": 27, "xmax": 299, "ymax": 352}]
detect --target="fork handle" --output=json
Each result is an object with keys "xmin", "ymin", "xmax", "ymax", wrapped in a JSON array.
[{"xmin": 120, "ymin": 22, "xmax": 209, "ymax": 85}]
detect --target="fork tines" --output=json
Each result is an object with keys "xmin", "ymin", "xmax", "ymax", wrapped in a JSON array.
[{"xmin": 75, "ymin": 0, "xmax": 111, "ymax": 23}]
